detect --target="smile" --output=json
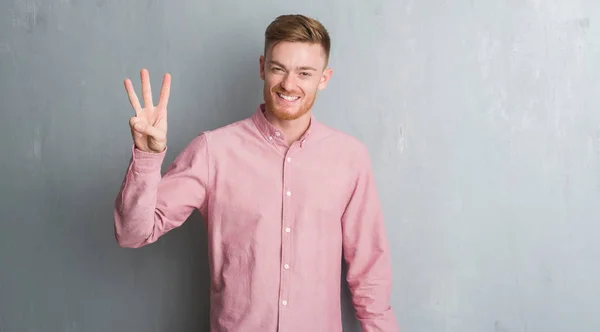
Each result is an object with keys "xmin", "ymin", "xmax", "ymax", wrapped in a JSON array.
[{"xmin": 277, "ymin": 92, "xmax": 300, "ymax": 102}]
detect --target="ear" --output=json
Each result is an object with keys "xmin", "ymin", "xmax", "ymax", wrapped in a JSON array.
[
  {"xmin": 317, "ymin": 67, "xmax": 333, "ymax": 90},
  {"xmin": 259, "ymin": 55, "xmax": 265, "ymax": 81}
]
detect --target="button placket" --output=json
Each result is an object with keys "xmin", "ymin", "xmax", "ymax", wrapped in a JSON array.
[{"xmin": 278, "ymin": 149, "xmax": 294, "ymax": 326}]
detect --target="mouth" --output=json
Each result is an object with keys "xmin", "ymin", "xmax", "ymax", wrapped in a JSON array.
[{"xmin": 276, "ymin": 92, "xmax": 301, "ymax": 103}]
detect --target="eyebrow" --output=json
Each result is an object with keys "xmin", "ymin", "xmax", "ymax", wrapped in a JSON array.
[{"xmin": 269, "ymin": 60, "xmax": 318, "ymax": 72}]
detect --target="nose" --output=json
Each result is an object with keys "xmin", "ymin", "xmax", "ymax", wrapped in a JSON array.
[{"xmin": 280, "ymin": 73, "xmax": 296, "ymax": 92}]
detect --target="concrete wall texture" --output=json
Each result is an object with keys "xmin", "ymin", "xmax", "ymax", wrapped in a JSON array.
[{"xmin": 1, "ymin": 0, "xmax": 599, "ymax": 331}]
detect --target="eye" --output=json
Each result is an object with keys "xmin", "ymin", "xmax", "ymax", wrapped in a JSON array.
[
  {"xmin": 272, "ymin": 67, "xmax": 284, "ymax": 72},
  {"xmin": 300, "ymin": 72, "xmax": 311, "ymax": 77}
]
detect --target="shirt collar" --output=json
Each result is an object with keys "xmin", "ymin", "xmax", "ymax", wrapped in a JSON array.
[{"xmin": 251, "ymin": 103, "xmax": 316, "ymax": 147}]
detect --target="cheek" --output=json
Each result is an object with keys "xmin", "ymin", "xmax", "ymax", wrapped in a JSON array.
[
  {"xmin": 300, "ymin": 81, "xmax": 319, "ymax": 95},
  {"xmin": 265, "ymin": 76, "xmax": 281, "ymax": 90}
]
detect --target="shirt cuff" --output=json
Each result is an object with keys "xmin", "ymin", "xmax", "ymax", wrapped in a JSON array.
[{"xmin": 130, "ymin": 145, "xmax": 167, "ymax": 173}]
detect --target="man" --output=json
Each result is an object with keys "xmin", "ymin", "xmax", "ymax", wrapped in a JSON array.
[{"xmin": 114, "ymin": 14, "xmax": 398, "ymax": 332}]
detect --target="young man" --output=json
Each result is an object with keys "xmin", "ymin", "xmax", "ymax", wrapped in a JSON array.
[{"xmin": 114, "ymin": 14, "xmax": 398, "ymax": 332}]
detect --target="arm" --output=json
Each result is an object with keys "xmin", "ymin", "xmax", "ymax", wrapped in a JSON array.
[
  {"xmin": 341, "ymin": 145, "xmax": 398, "ymax": 332},
  {"xmin": 113, "ymin": 133, "xmax": 210, "ymax": 248}
]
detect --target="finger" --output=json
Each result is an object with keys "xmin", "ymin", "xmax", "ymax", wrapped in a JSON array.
[
  {"xmin": 138, "ymin": 123, "xmax": 165, "ymax": 140},
  {"xmin": 129, "ymin": 116, "xmax": 146, "ymax": 135},
  {"xmin": 143, "ymin": 123, "xmax": 165, "ymax": 140},
  {"xmin": 157, "ymin": 73, "xmax": 171, "ymax": 110},
  {"xmin": 130, "ymin": 117, "xmax": 164, "ymax": 140},
  {"xmin": 140, "ymin": 68, "xmax": 153, "ymax": 108},
  {"xmin": 124, "ymin": 78, "xmax": 142, "ymax": 115}
]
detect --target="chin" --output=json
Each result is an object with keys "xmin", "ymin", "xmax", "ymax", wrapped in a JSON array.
[
  {"xmin": 265, "ymin": 99, "xmax": 306, "ymax": 121},
  {"xmin": 263, "ymin": 87, "xmax": 316, "ymax": 120},
  {"xmin": 271, "ymin": 106, "xmax": 307, "ymax": 121}
]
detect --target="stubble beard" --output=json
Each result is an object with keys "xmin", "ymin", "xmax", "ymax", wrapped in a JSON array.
[{"xmin": 263, "ymin": 86, "xmax": 316, "ymax": 121}]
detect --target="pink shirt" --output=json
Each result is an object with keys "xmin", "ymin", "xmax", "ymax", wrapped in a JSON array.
[{"xmin": 114, "ymin": 104, "xmax": 398, "ymax": 332}]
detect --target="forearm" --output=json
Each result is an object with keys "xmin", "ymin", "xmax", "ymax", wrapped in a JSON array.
[
  {"xmin": 345, "ymin": 240, "xmax": 398, "ymax": 332},
  {"xmin": 114, "ymin": 146, "xmax": 165, "ymax": 248},
  {"xmin": 342, "ymin": 144, "xmax": 399, "ymax": 331},
  {"xmin": 113, "ymin": 134, "xmax": 211, "ymax": 248}
]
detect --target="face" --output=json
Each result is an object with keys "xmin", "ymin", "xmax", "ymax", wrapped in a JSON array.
[{"xmin": 260, "ymin": 41, "xmax": 332, "ymax": 121}]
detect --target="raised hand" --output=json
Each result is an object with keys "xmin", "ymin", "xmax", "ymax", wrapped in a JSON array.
[{"xmin": 124, "ymin": 68, "xmax": 171, "ymax": 153}]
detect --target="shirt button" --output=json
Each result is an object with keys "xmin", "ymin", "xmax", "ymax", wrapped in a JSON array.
[
  {"xmin": 282, "ymin": 300, "xmax": 288, "ymax": 306},
  {"xmin": 285, "ymin": 227, "xmax": 291, "ymax": 233},
  {"xmin": 286, "ymin": 157, "xmax": 291, "ymax": 162},
  {"xmin": 275, "ymin": 132, "xmax": 281, "ymax": 137},
  {"xmin": 284, "ymin": 264, "xmax": 290, "ymax": 269},
  {"xmin": 268, "ymin": 136, "xmax": 273, "ymax": 140},
  {"xmin": 286, "ymin": 191, "xmax": 291, "ymax": 197}
]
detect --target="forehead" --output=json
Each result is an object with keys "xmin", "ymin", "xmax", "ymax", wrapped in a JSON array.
[{"xmin": 267, "ymin": 41, "xmax": 327, "ymax": 69}]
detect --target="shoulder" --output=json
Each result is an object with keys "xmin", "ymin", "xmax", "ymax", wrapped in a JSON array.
[
  {"xmin": 204, "ymin": 116, "xmax": 256, "ymax": 144},
  {"xmin": 172, "ymin": 116, "xmax": 254, "ymax": 172},
  {"xmin": 185, "ymin": 115, "xmax": 255, "ymax": 151},
  {"xmin": 314, "ymin": 121, "xmax": 371, "ymax": 160}
]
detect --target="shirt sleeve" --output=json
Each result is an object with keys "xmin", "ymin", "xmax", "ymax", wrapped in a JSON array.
[
  {"xmin": 341, "ymin": 144, "xmax": 399, "ymax": 332},
  {"xmin": 113, "ymin": 133, "xmax": 211, "ymax": 248}
]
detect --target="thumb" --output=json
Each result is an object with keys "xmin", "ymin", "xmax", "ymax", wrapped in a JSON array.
[
  {"xmin": 133, "ymin": 121, "xmax": 164, "ymax": 140},
  {"xmin": 133, "ymin": 122, "xmax": 144, "ymax": 132},
  {"xmin": 130, "ymin": 117, "xmax": 145, "ymax": 137}
]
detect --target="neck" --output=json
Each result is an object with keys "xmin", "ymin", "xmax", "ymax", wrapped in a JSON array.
[{"xmin": 264, "ymin": 108, "xmax": 312, "ymax": 145}]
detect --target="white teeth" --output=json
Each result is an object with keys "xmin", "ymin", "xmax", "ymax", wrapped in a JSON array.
[{"xmin": 278, "ymin": 93, "xmax": 300, "ymax": 101}]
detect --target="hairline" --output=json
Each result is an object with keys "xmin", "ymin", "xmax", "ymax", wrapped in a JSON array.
[{"xmin": 264, "ymin": 41, "xmax": 330, "ymax": 69}]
